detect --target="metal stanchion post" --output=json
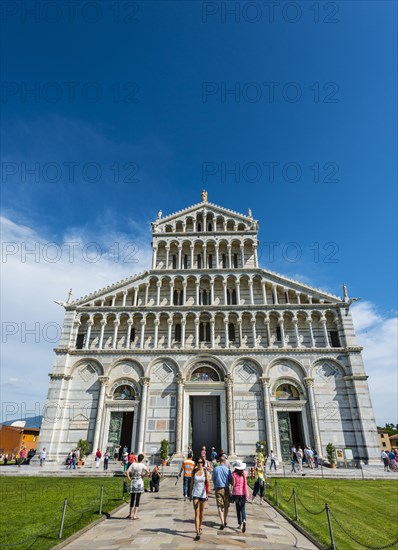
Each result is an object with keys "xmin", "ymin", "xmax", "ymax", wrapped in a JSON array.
[
  {"xmin": 361, "ymin": 466, "xmax": 364, "ymax": 480},
  {"xmin": 99, "ymin": 486, "xmax": 104, "ymax": 515},
  {"xmin": 275, "ymin": 481, "xmax": 279, "ymax": 507},
  {"xmin": 325, "ymin": 503, "xmax": 336, "ymax": 550},
  {"xmin": 321, "ymin": 464, "xmax": 324, "ymax": 479},
  {"xmin": 58, "ymin": 499, "xmax": 68, "ymax": 539},
  {"xmin": 283, "ymin": 465, "xmax": 286, "ymax": 478},
  {"xmin": 293, "ymin": 488, "xmax": 299, "ymax": 522}
]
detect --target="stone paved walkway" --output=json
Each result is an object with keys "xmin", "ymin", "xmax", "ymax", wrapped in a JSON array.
[{"xmin": 62, "ymin": 478, "xmax": 318, "ymax": 549}]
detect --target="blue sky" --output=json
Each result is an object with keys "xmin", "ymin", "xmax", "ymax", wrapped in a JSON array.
[{"xmin": 1, "ymin": 1, "xmax": 397, "ymax": 425}]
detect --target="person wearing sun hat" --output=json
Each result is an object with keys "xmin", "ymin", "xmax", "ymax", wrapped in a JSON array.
[{"xmin": 232, "ymin": 460, "xmax": 249, "ymax": 533}]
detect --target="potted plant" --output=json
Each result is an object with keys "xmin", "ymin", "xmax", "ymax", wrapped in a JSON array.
[
  {"xmin": 77, "ymin": 439, "xmax": 90, "ymax": 466},
  {"xmin": 326, "ymin": 442, "xmax": 336, "ymax": 468},
  {"xmin": 160, "ymin": 439, "xmax": 169, "ymax": 466}
]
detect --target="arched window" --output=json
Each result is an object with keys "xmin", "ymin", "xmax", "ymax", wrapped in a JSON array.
[
  {"xmin": 197, "ymin": 254, "xmax": 202, "ymax": 269},
  {"xmin": 275, "ymin": 384, "xmax": 299, "ymax": 400},
  {"xmin": 129, "ymin": 328, "xmax": 136, "ymax": 342},
  {"xmin": 208, "ymin": 223, "xmax": 213, "ymax": 231},
  {"xmin": 228, "ymin": 323, "xmax": 235, "ymax": 341},
  {"xmin": 197, "ymin": 223, "xmax": 202, "ymax": 232},
  {"xmin": 113, "ymin": 384, "xmax": 136, "ymax": 400},
  {"xmin": 172, "ymin": 255, "xmax": 177, "ymax": 269},
  {"xmin": 199, "ymin": 322, "xmax": 210, "ymax": 342},
  {"xmin": 175, "ymin": 324, "xmax": 181, "ymax": 342}
]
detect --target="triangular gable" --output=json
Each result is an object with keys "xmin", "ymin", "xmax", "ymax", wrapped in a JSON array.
[{"xmin": 156, "ymin": 201, "xmax": 258, "ymax": 227}]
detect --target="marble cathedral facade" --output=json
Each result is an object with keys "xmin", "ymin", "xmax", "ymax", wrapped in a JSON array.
[{"xmin": 39, "ymin": 194, "xmax": 379, "ymax": 464}]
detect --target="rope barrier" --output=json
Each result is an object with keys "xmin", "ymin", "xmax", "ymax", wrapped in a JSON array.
[
  {"xmin": 295, "ymin": 494, "xmax": 326, "ymax": 515},
  {"xmin": 280, "ymin": 488, "xmax": 295, "ymax": 503},
  {"xmin": 329, "ymin": 510, "xmax": 398, "ymax": 550},
  {"xmin": 66, "ymin": 502, "xmax": 98, "ymax": 515}
]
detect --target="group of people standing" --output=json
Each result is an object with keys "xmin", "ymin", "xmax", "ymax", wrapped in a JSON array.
[
  {"xmin": 381, "ymin": 449, "xmax": 398, "ymax": 472},
  {"xmin": 179, "ymin": 447, "xmax": 252, "ymax": 541},
  {"xmin": 290, "ymin": 445, "xmax": 318, "ymax": 473}
]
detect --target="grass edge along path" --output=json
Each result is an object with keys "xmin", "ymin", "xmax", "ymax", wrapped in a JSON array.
[
  {"xmin": 0, "ymin": 477, "xmax": 142, "ymax": 550},
  {"xmin": 248, "ymin": 478, "xmax": 398, "ymax": 550}
]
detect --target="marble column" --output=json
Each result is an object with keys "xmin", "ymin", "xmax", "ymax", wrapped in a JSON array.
[
  {"xmin": 178, "ymin": 245, "xmax": 182, "ymax": 270},
  {"xmin": 253, "ymin": 244, "xmax": 258, "ymax": 268},
  {"xmin": 137, "ymin": 378, "xmax": 150, "ymax": 455},
  {"xmin": 260, "ymin": 377, "xmax": 274, "ymax": 454},
  {"xmin": 224, "ymin": 317, "xmax": 229, "ymax": 348},
  {"xmin": 154, "ymin": 317, "xmax": 159, "ymax": 348},
  {"xmin": 84, "ymin": 318, "xmax": 94, "ymax": 349},
  {"xmin": 225, "ymin": 374, "xmax": 236, "ymax": 457},
  {"xmin": 126, "ymin": 318, "xmax": 133, "ymax": 349},
  {"xmin": 91, "ymin": 376, "xmax": 109, "ymax": 455},
  {"xmin": 208, "ymin": 317, "xmax": 214, "ymax": 348},
  {"xmin": 98, "ymin": 318, "xmax": 107, "ymax": 349},
  {"xmin": 227, "ymin": 244, "xmax": 232, "ymax": 269},
  {"xmin": 304, "ymin": 378, "xmax": 322, "ymax": 456},
  {"xmin": 251, "ymin": 317, "xmax": 257, "ymax": 348},
  {"xmin": 272, "ymin": 285, "xmax": 278, "ymax": 304},
  {"xmin": 237, "ymin": 317, "xmax": 243, "ymax": 348},
  {"xmin": 293, "ymin": 317, "xmax": 301, "ymax": 348},
  {"xmin": 165, "ymin": 245, "xmax": 170, "ymax": 269},
  {"xmin": 240, "ymin": 244, "xmax": 245, "ymax": 267},
  {"xmin": 156, "ymin": 281, "xmax": 161, "ymax": 306},
  {"xmin": 279, "ymin": 317, "xmax": 286, "ymax": 347},
  {"xmin": 169, "ymin": 281, "xmax": 174, "ymax": 305},
  {"xmin": 248, "ymin": 279, "xmax": 254, "ymax": 304},
  {"xmin": 133, "ymin": 287, "xmax": 138, "ymax": 306},
  {"xmin": 183, "ymin": 280, "xmax": 187, "ymax": 304},
  {"xmin": 140, "ymin": 318, "xmax": 146, "ymax": 349},
  {"xmin": 190, "ymin": 245, "xmax": 194, "ymax": 269},
  {"xmin": 262, "ymin": 281, "xmax": 267, "ymax": 304},
  {"xmin": 122, "ymin": 291, "xmax": 127, "ymax": 307},
  {"xmin": 307, "ymin": 319, "xmax": 315, "ymax": 348},
  {"xmin": 167, "ymin": 317, "xmax": 173, "ymax": 348},
  {"xmin": 321, "ymin": 318, "xmax": 330, "ymax": 348},
  {"xmin": 152, "ymin": 246, "xmax": 157, "ymax": 269},
  {"xmin": 210, "ymin": 279, "xmax": 215, "ymax": 304},
  {"xmin": 265, "ymin": 318, "xmax": 271, "ymax": 348},
  {"xmin": 112, "ymin": 318, "xmax": 120, "ymax": 348},
  {"xmin": 215, "ymin": 244, "xmax": 220, "ymax": 268},
  {"xmin": 145, "ymin": 282, "xmax": 150, "ymax": 305},
  {"xmin": 223, "ymin": 280, "xmax": 228, "ymax": 305},
  {"xmin": 181, "ymin": 317, "xmax": 186, "ymax": 348},
  {"xmin": 195, "ymin": 281, "xmax": 200, "ymax": 305},
  {"xmin": 175, "ymin": 374, "xmax": 184, "ymax": 456},
  {"xmin": 236, "ymin": 280, "xmax": 241, "ymax": 305},
  {"xmin": 194, "ymin": 318, "xmax": 200, "ymax": 348}
]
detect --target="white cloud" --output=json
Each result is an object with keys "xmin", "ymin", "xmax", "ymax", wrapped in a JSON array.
[
  {"xmin": 351, "ymin": 302, "xmax": 398, "ymax": 426},
  {"xmin": 0, "ymin": 215, "xmax": 152, "ymax": 421}
]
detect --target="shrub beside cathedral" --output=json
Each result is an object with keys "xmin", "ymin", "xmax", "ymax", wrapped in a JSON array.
[{"xmin": 39, "ymin": 193, "xmax": 379, "ymax": 464}]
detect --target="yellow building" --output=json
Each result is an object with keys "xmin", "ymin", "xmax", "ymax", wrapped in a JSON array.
[{"xmin": 377, "ymin": 430, "xmax": 392, "ymax": 451}]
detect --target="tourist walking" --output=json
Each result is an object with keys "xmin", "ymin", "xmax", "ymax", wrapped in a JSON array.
[
  {"xmin": 126, "ymin": 453, "xmax": 149, "ymax": 520},
  {"xmin": 179, "ymin": 452, "xmax": 195, "ymax": 500},
  {"xmin": 232, "ymin": 460, "xmax": 249, "ymax": 532},
  {"xmin": 122, "ymin": 452, "xmax": 129, "ymax": 473},
  {"xmin": 296, "ymin": 447, "xmax": 303, "ymax": 471},
  {"xmin": 251, "ymin": 459, "xmax": 265, "ymax": 504},
  {"xmin": 149, "ymin": 465, "xmax": 161, "ymax": 492},
  {"xmin": 211, "ymin": 447, "xmax": 217, "ymax": 463},
  {"xmin": 313, "ymin": 448, "xmax": 318, "ymax": 468},
  {"xmin": 103, "ymin": 450, "xmax": 110, "ymax": 470},
  {"xmin": 40, "ymin": 448, "xmax": 46, "ymax": 467},
  {"xmin": 190, "ymin": 457, "xmax": 211, "ymax": 541},
  {"xmin": 113, "ymin": 445, "xmax": 121, "ymax": 464},
  {"xmin": 381, "ymin": 450, "xmax": 390, "ymax": 472},
  {"xmin": 95, "ymin": 449, "xmax": 102, "ymax": 468},
  {"xmin": 269, "ymin": 450, "xmax": 277, "ymax": 471},
  {"xmin": 212, "ymin": 456, "xmax": 232, "ymax": 529}
]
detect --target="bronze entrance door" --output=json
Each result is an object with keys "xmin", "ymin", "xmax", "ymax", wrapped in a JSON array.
[
  {"xmin": 190, "ymin": 396, "xmax": 221, "ymax": 460},
  {"xmin": 277, "ymin": 411, "xmax": 304, "ymax": 461}
]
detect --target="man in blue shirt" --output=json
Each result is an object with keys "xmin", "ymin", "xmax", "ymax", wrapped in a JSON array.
[{"xmin": 212, "ymin": 456, "xmax": 232, "ymax": 529}]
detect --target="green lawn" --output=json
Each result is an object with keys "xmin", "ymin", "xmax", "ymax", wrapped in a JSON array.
[
  {"xmin": 250, "ymin": 478, "xmax": 398, "ymax": 549},
  {"xmin": 0, "ymin": 477, "xmax": 132, "ymax": 550}
]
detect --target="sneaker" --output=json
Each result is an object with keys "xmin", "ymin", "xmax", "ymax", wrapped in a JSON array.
[
  {"xmin": 237, "ymin": 524, "xmax": 241, "ymax": 530},
  {"xmin": 219, "ymin": 524, "xmax": 225, "ymax": 530},
  {"xmin": 242, "ymin": 521, "xmax": 246, "ymax": 533}
]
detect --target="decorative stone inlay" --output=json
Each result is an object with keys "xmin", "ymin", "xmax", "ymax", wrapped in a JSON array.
[
  {"xmin": 316, "ymin": 361, "xmax": 338, "ymax": 380},
  {"xmin": 154, "ymin": 362, "xmax": 174, "ymax": 383},
  {"xmin": 236, "ymin": 361, "xmax": 257, "ymax": 382}
]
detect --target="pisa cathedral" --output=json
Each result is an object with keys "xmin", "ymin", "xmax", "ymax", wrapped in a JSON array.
[{"xmin": 39, "ymin": 192, "xmax": 379, "ymax": 464}]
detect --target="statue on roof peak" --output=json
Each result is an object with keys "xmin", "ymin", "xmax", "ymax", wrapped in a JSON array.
[{"xmin": 201, "ymin": 189, "xmax": 208, "ymax": 202}]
